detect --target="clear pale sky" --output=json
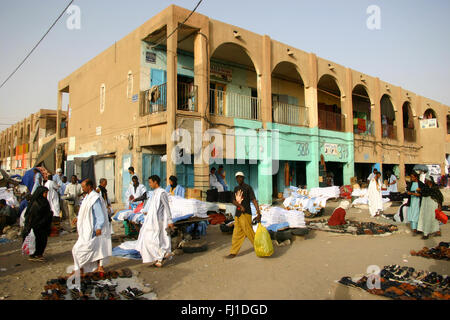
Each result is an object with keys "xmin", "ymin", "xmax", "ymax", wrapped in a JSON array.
[{"xmin": 0, "ymin": 0, "xmax": 449, "ymax": 130}]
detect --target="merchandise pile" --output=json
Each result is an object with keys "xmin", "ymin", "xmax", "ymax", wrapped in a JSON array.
[
  {"xmin": 282, "ymin": 186, "xmax": 340, "ymax": 218},
  {"xmin": 410, "ymin": 242, "xmax": 450, "ymax": 261},
  {"xmin": 351, "ymin": 188, "xmax": 391, "ymax": 206},
  {"xmin": 0, "ymin": 187, "xmax": 19, "ymax": 207},
  {"xmin": 338, "ymin": 265, "xmax": 450, "ymax": 300},
  {"xmin": 307, "ymin": 219, "xmax": 398, "ymax": 235},
  {"xmin": 113, "ymin": 195, "xmax": 219, "ymax": 225},
  {"xmin": 40, "ymin": 269, "xmax": 155, "ymax": 300},
  {"xmin": 259, "ymin": 205, "xmax": 306, "ymax": 231}
]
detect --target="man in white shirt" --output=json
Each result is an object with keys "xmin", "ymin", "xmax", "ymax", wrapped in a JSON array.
[
  {"xmin": 387, "ymin": 171, "xmax": 398, "ymax": 193},
  {"xmin": 367, "ymin": 168, "xmax": 379, "ymax": 184},
  {"xmin": 126, "ymin": 176, "xmax": 147, "ymax": 208},
  {"xmin": 62, "ymin": 175, "xmax": 83, "ymax": 231}
]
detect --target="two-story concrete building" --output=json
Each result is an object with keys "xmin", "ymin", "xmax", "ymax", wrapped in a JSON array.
[
  {"xmin": 55, "ymin": 5, "xmax": 449, "ymax": 205},
  {"xmin": 0, "ymin": 109, "xmax": 67, "ymax": 176}
]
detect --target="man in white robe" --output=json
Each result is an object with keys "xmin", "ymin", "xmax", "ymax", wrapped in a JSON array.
[
  {"xmin": 210, "ymin": 167, "xmax": 224, "ymax": 192},
  {"xmin": 125, "ymin": 176, "xmax": 147, "ymax": 208},
  {"xmin": 387, "ymin": 171, "xmax": 398, "ymax": 193},
  {"xmin": 135, "ymin": 175, "xmax": 174, "ymax": 267},
  {"xmin": 368, "ymin": 171, "xmax": 383, "ymax": 217},
  {"xmin": 71, "ymin": 179, "xmax": 112, "ymax": 274},
  {"xmin": 45, "ymin": 175, "xmax": 61, "ymax": 218}
]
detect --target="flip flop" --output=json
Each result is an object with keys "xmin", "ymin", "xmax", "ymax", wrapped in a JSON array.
[{"xmin": 154, "ymin": 261, "xmax": 163, "ymax": 268}]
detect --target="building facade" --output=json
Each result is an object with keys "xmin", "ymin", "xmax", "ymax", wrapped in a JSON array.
[
  {"xmin": 55, "ymin": 5, "xmax": 449, "ymax": 205},
  {"xmin": 0, "ymin": 109, "xmax": 67, "ymax": 176}
]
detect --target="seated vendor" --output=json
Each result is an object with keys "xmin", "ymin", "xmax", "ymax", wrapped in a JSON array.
[
  {"xmin": 210, "ymin": 167, "xmax": 224, "ymax": 192},
  {"xmin": 0, "ymin": 199, "xmax": 18, "ymax": 233},
  {"xmin": 165, "ymin": 176, "xmax": 185, "ymax": 198}
]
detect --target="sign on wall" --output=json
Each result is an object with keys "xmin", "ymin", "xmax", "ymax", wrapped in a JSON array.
[
  {"xmin": 324, "ymin": 143, "xmax": 338, "ymax": 156},
  {"xmin": 210, "ymin": 64, "xmax": 232, "ymax": 82},
  {"xmin": 146, "ymin": 52, "xmax": 156, "ymax": 64},
  {"xmin": 420, "ymin": 118, "xmax": 437, "ymax": 129}
]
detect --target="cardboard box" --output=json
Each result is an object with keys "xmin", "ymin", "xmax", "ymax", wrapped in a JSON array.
[{"xmin": 186, "ymin": 188, "xmax": 202, "ymax": 200}]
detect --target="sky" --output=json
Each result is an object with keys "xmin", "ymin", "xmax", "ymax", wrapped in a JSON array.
[{"xmin": 0, "ymin": 0, "xmax": 449, "ymax": 130}]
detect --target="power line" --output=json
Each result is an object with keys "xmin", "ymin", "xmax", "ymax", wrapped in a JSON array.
[{"xmin": 0, "ymin": 0, "xmax": 75, "ymax": 90}]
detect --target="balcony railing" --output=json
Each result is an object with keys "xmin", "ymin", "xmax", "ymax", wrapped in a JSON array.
[
  {"xmin": 318, "ymin": 110, "xmax": 345, "ymax": 132},
  {"xmin": 273, "ymin": 102, "xmax": 309, "ymax": 127},
  {"xmin": 140, "ymin": 82, "xmax": 198, "ymax": 116},
  {"xmin": 178, "ymin": 82, "xmax": 198, "ymax": 112},
  {"xmin": 353, "ymin": 119, "xmax": 375, "ymax": 136},
  {"xmin": 209, "ymin": 89, "xmax": 261, "ymax": 121},
  {"xmin": 141, "ymin": 83, "xmax": 167, "ymax": 116},
  {"xmin": 403, "ymin": 128, "xmax": 416, "ymax": 142},
  {"xmin": 382, "ymin": 124, "xmax": 397, "ymax": 140}
]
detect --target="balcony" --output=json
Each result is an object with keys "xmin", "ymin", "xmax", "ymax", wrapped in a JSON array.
[
  {"xmin": 210, "ymin": 89, "xmax": 261, "ymax": 121},
  {"xmin": 403, "ymin": 128, "xmax": 416, "ymax": 142},
  {"xmin": 318, "ymin": 110, "xmax": 345, "ymax": 132},
  {"xmin": 140, "ymin": 82, "xmax": 198, "ymax": 116},
  {"xmin": 382, "ymin": 124, "xmax": 397, "ymax": 140},
  {"xmin": 353, "ymin": 119, "xmax": 375, "ymax": 136},
  {"xmin": 273, "ymin": 102, "xmax": 309, "ymax": 127}
]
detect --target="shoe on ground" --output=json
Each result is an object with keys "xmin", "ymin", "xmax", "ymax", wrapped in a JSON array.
[{"xmin": 225, "ymin": 254, "xmax": 236, "ymax": 259}]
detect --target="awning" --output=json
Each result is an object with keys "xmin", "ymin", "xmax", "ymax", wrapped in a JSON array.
[{"xmin": 34, "ymin": 137, "xmax": 56, "ymax": 172}]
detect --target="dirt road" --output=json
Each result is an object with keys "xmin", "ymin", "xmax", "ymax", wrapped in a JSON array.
[{"xmin": 1, "ymin": 199, "xmax": 449, "ymax": 300}]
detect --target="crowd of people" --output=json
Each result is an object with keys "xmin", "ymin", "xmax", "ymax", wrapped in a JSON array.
[
  {"xmin": 0, "ymin": 162, "xmax": 445, "ymax": 279},
  {"xmin": 366, "ymin": 167, "xmax": 444, "ymax": 240}
]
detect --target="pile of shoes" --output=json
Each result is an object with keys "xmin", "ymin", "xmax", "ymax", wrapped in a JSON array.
[
  {"xmin": 411, "ymin": 242, "xmax": 450, "ymax": 261},
  {"xmin": 307, "ymin": 219, "xmax": 398, "ymax": 235},
  {"xmin": 40, "ymin": 268, "xmax": 148, "ymax": 300},
  {"xmin": 338, "ymin": 265, "xmax": 450, "ymax": 300}
]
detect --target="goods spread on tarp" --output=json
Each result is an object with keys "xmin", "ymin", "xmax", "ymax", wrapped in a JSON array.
[
  {"xmin": 410, "ymin": 242, "xmax": 450, "ymax": 261},
  {"xmin": 282, "ymin": 186, "xmax": 340, "ymax": 218},
  {"xmin": 338, "ymin": 265, "xmax": 449, "ymax": 300},
  {"xmin": 307, "ymin": 219, "xmax": 398, "ymax": 235},
  {"xmin": 40, "ymin": 269, "xmax": 156, "ymax": 300}
]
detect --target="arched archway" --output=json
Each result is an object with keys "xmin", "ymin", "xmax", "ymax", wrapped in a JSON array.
[
  {"xmin": 317, "ymin": 74, "xmax": 344, "ymax": 132},
  {"xmin": 209, "ymin": 42, "xmax": 259, "ymax": 120},
  {"xmin": 402, "ymin": 102, "xmax": 416, "ymax": 142},
  {"xmin": 352, "ymin": 85, "xmax": 373, "ymax": 135},
  {"xmin": 380, "ymin": 94, "xmax": 396, "ymax": 139},
  {"xmin": 423, "ymin": 108, "xmax": 439, "ymax": 128},
  {"xmin": 271, "ymin": 61, "xmax": 307, "ymax": 126}
]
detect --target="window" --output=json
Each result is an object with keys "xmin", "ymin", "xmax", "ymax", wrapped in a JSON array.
[
  {"xmin": 100, "ymin": 84, "xmax": 106, "ymax": 113},
  {"xmin": 127, "ymin": 71, "xmax": 133, "ymax": 99}
]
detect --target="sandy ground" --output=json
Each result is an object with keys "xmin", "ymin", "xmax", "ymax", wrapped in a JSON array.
[{"xmin": 1, "ymin": 192, "xmax": 449, "ymax": 300}]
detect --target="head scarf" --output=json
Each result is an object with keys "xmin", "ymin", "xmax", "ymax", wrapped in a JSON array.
[{"xmin": 28, "ymin": 186, "xmax": 50, "ymax": 212}]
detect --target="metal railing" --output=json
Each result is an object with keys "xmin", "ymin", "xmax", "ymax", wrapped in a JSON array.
[
  {"xmin": 177, "ymin": 82, "xmax": 198, "ymax": 112},
  {"xmin": 403, "ymin": 128, "xmax": 416, "ymax": 142},
  {"xmin": 209, "ymin": 88, "xmax": 261, "ymax": 120},
  {"xmin": 273, "ymin": 102, "xmax": 309, "ymax": 127},
  {"xmin": 141, "ymin": 82, "xmax": 198, "ymax": 116},
  {"xmin": 353, "ymin": 119, "xmax": 375, "ymax": 136},
  {"xmin": 318, "ymin": 110, "xmax": 345, "ymax": 132},
  {"xmin": 141, "ymin": 83, "xmax": 167, "ymax": 115},
  {"xmin": 382, "ymin": 124, "xmax": 397, "ymax": 140}
]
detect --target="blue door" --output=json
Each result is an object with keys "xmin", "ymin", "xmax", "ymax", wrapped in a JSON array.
[{"xmin": 142, "ymin": 153, "xmax": 167, "ymax": 189}]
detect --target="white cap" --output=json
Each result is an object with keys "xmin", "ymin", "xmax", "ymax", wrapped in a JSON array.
[
  {"xmin": 56, "ymin": 168, "xmax": 62, "ymax": 173},
  {"xmin": 235, "ymin": 172, "xmax": 245, "ymax": 177}
]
